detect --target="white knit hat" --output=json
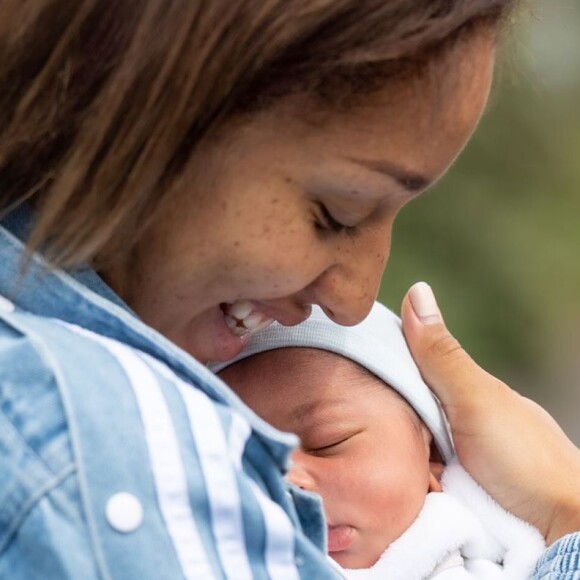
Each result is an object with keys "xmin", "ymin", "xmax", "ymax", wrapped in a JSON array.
[{"xmin": 211, "ymin": 301, "xmax": 454, "ymax": 462}]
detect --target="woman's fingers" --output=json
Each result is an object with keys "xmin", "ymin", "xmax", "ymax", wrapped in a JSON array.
[
  {"xmin": 401, "ymin": 281, "xmax": 504, "ymax": 419},
  {"xmin": 400, "ymin": 281, "xmax": 516, "ymax": 485},
  {"xmin": 401, "ymin": 281, "xmax": 580, "ymax": 544}
]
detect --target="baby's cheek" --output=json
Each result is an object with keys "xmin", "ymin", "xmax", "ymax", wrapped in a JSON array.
[{"xmin": 369, "ymin": 468, "xmax": 424, "ymax": 531}]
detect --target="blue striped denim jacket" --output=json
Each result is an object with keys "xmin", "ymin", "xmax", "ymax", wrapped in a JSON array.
[{"xmin": 0, "ymin": 206, "xmax": 339, "ymax": 580}]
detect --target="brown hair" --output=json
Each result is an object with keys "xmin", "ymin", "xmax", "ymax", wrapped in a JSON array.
[{"xmin": 0, "ymin": 0, "xmax": 516, "ymax": 268}]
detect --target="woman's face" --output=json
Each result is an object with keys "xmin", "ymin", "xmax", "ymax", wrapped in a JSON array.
[{"xmin": 105, "ymin": 27, "xmax": 496, "ymax": 362}]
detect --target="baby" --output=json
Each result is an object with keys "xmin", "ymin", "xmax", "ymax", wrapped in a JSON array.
[{"xmin": 212, "ymin": 302, "xmax": 545, "ymax": 579}]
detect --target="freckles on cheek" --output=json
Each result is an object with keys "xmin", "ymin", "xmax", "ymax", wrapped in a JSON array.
[
  {"xmin": 258, "ymin": 262, "xmax": 311, "ymax": 294},
  {"xmin": 227, "ymin": 255, "xmax": 304, "ymax": 297}
]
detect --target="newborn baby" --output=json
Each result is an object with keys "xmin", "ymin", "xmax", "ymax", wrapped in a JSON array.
[{"xmin": 213, "ymin": 302, "xmax": 545, "ymax": 579}]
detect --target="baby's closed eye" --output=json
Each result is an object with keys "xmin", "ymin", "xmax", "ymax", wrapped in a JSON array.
[{"xmin": 302, "ymin": 429, "xmax": 362, "ymax": 456}]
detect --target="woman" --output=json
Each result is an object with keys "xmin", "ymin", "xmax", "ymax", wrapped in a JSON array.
[{"xmin": 0, "ymin": 1, "xmax": 577, "ymax": 578}]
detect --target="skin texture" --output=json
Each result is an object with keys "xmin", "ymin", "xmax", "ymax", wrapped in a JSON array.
[
  {"xmin": 219, "ymin": 348, "xmax": 442, "ymax": 569},
  {"xmin": 402, "ymin": 282, "xmax": 580, "ymax": 546},
  {"xmin": 102, "ymin": 27, "xmax": 496, "ymax": 363}
]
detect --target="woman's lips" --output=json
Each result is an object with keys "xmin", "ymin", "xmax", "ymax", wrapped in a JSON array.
[
  {"xmin": 327, "ymin": 525, "xmax": 356, "ymax": 553},
  {"xmin": 221, "ymin": 300, "xmax": 275, "ymax": 337},
  {"xmin": 210, "ymin": 299, "xmax": 310, "ymax": 363}
]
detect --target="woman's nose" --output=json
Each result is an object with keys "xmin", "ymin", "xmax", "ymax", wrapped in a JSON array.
[
  {"xmin": 309, "ymin": 227, "xmax": 391, "ymax": 326},
  {"xmin": 286, "ymin": 454, "xmax": 317, "ymax": 492}
]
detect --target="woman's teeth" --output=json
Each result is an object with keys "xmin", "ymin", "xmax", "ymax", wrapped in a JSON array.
[
  {"xmin": 222, "ymin": 300, "xmax": 274, "ymax": 337},
  {"xmin": 228, "ymin": 300, "xmax": 253, "ymax": 320}
]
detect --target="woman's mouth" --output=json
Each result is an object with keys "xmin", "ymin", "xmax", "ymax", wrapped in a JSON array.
[{"xmin": 221, "ymin": 300, "xmax": 275, "ymax": 337}]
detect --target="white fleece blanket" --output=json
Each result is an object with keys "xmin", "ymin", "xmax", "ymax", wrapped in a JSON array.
[{"xmin": 336, "ymin": 460, "xmax": 545, "ymax": 580}]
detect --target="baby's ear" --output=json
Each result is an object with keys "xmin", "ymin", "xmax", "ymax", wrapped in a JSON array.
[
  {"xmin": 419, "ymin": 424, "xmax": 443, "ymax": 491},
  {"xmin": 428, "ymin": 440, "xmax": 444, "ymax": 492}
]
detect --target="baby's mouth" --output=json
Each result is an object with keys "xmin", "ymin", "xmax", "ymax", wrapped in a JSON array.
[
  {"xmin": 220, "ymin": 300, "xmax": 274, "ymax": 337},
  {"xmin": 327, "ymin": 524, "xmax": 356, "ymax": 553}
]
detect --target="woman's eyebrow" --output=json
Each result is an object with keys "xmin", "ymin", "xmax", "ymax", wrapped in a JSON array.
[{"xmin": 348, "ymin": 157, "xmax": 431, "ymax": 194}]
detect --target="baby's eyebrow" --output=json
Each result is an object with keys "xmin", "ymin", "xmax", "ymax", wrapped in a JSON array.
[{"xmin": 291, "ymin": 398, "xmax": 351, "ymax": 428}]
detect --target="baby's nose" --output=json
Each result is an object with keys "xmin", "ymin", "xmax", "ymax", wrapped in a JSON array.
[{"xmin": 285, "ymin": 454, "xmax": 317, "ymax": 492}]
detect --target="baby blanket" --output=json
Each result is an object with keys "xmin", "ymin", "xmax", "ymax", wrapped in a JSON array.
[{"xmin": 336, "ymin": 460, "xmax": 545, "ymax": 580}]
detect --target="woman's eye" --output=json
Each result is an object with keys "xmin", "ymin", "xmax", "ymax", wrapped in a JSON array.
[{"xmin": 315, "ymin": 202, "xmax": 355, "ymax": 235}]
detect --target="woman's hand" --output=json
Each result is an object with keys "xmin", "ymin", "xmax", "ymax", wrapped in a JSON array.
[{"xmin": 401, "ymin": 282, "xmax": 580, "ymax": 545}]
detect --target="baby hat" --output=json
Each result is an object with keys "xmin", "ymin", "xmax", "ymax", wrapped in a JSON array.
[{"xmin": 211, "ymin": 301, "xmax": 455, "ymax": 462}]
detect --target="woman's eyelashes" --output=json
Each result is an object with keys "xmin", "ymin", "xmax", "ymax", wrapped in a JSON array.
[{"xmin": 314, "ymin": 202, "xmax": 357, "ymax": 236}]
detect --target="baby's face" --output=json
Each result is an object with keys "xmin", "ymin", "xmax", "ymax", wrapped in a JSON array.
[{"xmin": 219, "ymin": 347, "xmax": 441, "ymax": 569}]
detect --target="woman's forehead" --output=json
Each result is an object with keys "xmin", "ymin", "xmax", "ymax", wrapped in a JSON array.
[{"xmin": 219, "ymin": 29, "xmax": 495, "ymax": 192}]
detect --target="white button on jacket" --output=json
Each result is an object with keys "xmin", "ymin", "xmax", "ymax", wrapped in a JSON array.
[{"xmin": 106, "ymin": 492, "xmax": 144, "ymax": 533}]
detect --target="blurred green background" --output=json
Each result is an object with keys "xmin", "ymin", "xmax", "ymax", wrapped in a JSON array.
[{"xmin": 379, "ymin": 0, "xmax": 580, "ymax": 443}]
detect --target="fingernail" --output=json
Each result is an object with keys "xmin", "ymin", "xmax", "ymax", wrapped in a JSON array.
[{"xmin": 409, "ymin": 282, "xmax": 442, "ymax": 325}]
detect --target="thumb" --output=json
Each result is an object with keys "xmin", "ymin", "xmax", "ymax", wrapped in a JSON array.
[
  {"xmin": 401, "ymin": 282, "xmax": 504, "ymax": 418},
  {"xmin": 402, "ymin": 284, "xmax": 580, "ymax": 542}
]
